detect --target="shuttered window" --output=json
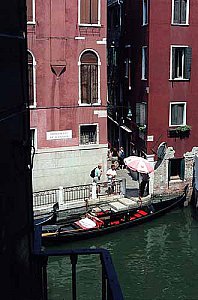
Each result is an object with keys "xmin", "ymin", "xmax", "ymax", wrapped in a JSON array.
[
  {"xmin": 28, "ymin": 52, "xmax": 35, "ymax": 106},
  {"xmin": 173, "ymin": 0, "xmax": 189, "ymax": 25},
  {"xmin": 27, "ymin": 0, "xmax": 34, "ymax": 23},
  {"xmin": 170, "ymin": 103, "xmax": 186, "ymax": 126},
  {"xmin": 80, "ymin": 0, "xmax": 99, "ymax": 24},
  {"xmin": 142, "ymin": 0, "xmax": 148, "ymax": 25},
  {"xmin": 142, "ymin": 46, "xmax": 148, "ymax": 80},
  {"xmin": 171, "ymin": 46, "xmax": 192, "ymax": 80},
  {"xmin": 168, "ymin": 158, "xmax": 185, "ymax": 181},
  {"xmin": 81, "ymin": 51, "xmax": 98, "ymax": 104},
  {"xmin": 136, "ymin": 103, "xmax": 147, "ymax": 126}
]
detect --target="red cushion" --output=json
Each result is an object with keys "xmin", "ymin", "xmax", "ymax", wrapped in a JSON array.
[
  {"xmin": 138, "ymin": 210, "xmax": 148, "ymax": 216},
  {"xmin": 134, "ymin": 213, "xmax": 142, "ymax": 218}
]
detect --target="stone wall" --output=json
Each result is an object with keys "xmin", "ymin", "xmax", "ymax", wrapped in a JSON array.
[
  {"xmin": 153, "ymin": 147, "xmax": 198, "ymax": 200},
  {"xmin": 32, "ymin": 144, "xmax": 108, "ymax": 191}
]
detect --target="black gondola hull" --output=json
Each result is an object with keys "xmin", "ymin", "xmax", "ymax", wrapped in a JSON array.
[{"xmin": 41, "ymin": 193, "xmax": 186, "ymax": 245}]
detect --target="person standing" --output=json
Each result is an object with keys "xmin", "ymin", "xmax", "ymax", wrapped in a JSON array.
[
  {"xmin": 93, "ymin": 164, "xmax": 102, "ymax": 197},
  {"xmin": 106, "ymin": 164, "xmax": 117, "ymax": 195},
  {"xmin": 139, "ymin": 172, "xmax": 150, "ymax": 198},
  {"xmin": 118, "ymin": 147, "xmax": 125, "ymax": 169}
]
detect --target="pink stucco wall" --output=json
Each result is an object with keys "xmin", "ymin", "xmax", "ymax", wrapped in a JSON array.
[
  {"xmin": 147, "ymin": 0, "xmax": 198, "ymax": 158},
  {"xmin": 28, "ymin": 0, "xmax": 107, "ymax": 149}
]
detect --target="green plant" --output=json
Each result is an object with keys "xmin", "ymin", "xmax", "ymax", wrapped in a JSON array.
[
  {"xmin": 175, "ymin": 125, "xmax": 191, "ymax": 133},
  {"xmin": 138, "ymin": 125, "xmax": 147, "ymax": 132}
]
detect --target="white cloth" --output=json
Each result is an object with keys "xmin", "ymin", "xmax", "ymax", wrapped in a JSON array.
[
  {"xmin": 106, "ymin": 168, "xmax": 117, "ymax": 179},
  {"xmin": 78, "ymin": 217, "xmax": 96, "ymax": 229}
]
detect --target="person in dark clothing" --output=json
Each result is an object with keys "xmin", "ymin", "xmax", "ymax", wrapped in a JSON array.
[
  {"xmin": 139, "ymin": 172, "xmax": 150, "ymax": 197},
  {"xmin": 118, "ymin": 147, "xmax": 125, "ymax": 169}
]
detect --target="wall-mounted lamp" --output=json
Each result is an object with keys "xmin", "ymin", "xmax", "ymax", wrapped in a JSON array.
[{"xmin": 127, "ymin": 108, "xmax": 132, "ymax": 118}]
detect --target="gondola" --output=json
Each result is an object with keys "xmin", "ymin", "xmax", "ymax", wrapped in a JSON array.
[
  {"xmin": 41, "ymin": 186, "xmax": 188, "ymax": 244},
  {"xmin": 34, "ymin": 202, "xmax": 59, "ymax": 226}
]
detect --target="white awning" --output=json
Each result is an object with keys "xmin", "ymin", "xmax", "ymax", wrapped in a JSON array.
[
  {"xmin": 120, "ymin": 125, "xmax": 132, "ymax": 133},
  {"xmin": 108, "ymin": 116, "xmax": 119, "ymax": 126}
]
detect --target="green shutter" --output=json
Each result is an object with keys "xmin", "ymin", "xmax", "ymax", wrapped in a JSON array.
[
  {"xmin": 173, "ymin": 0, "xmax": 180, "ymax": 23},
  {"xmin": 172, "ymin": 47, "xmax": 176, "ymax": 79},
  {"xmin": 181, "ymin": 0, "xmax": 187, "ymax": 24},
  {"xmin": 180, "ymin": 158, "xmax": 185, "ymax": 180},
  {"xmin": 184, "ymin": 47, "xmax": 192, "ymax": 79}
]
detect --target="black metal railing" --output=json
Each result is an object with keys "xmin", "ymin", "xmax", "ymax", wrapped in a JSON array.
[
  {"xmin": 34, "ymin": 226, "xmax": 124, "ymax": 300},
  {"xmin": 63, "ymin": 184, "xmax": 92, "ymax": 202}
]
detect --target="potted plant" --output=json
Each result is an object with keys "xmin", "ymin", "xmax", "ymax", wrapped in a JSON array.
[{"xmin": 168, "ymin": 125, "xmax": 191, "ymax": 138}]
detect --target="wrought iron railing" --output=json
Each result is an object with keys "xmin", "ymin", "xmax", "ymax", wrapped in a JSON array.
[
  {"xmin": 34, "ymin": 226, "xmax": 124, "ymax": 300},
  {"xmin": 63, "ymin": 184, "xmax": 92, "ymax": 202}
]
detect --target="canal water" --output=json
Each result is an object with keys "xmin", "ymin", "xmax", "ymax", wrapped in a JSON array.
[{"xmin": 46, "ymin": 206, "xmax": 198, "ymax": 300}]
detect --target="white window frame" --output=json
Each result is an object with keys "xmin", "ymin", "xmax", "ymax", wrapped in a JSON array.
[
  {"xmin": 78, "ymin": 0, "xmax": 101, "ymax": 27},
  {"xmin": 79, "ymin": 123, "xmax": 99, "ymax": 145},
  {"xmin": 142, "ymin": 0, "xmax": 148, "ymax": 26},
  {"xmin": 78, "ymin": 49, "xmax": 101, "ymax": 106},
  {"xmin": 141, "ymin": 46, "xmax": 147, "ymax": 80},
  {"xmin": 171, "ymin": 0, "xmax": 189, "ymax": 26},
  {"xmin": 30, "ymin": 128, "xmax": 37, "ymax": 150},
  {"xmin": 27, "ymin": 0, "xmax": 36, "ymax": 25},
  {"xmin": 28, "ymin": 50, "xmax": 37, "ymax": 107},
  {"xmin": 169, "ymin": 102, "xmax": 187, "ymax": 127},
  {"xmin": 170, "ymin": 45, "xmax": 190, "ymax": 80}
]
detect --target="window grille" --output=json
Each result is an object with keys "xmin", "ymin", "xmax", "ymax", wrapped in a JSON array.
[{"xmin": 80, "ymin": 125, "xmax": 97, "ymax": 145}]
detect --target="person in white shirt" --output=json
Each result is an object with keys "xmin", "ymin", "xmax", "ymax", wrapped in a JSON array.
[
  {"xmin": 106, "ymin": 164, "xmax": 117, "ymax": 195},
  {"xmin": 93, "ymin": 164, "xmax": 102, "ymax": 196}
]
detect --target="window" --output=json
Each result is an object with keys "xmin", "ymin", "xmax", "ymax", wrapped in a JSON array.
[
  {"xmin": 172, "ymin": 0, "xmax": 189, "ymax": 25},
  {"xmin": 30, "ymin": 128, "xmax": 37, "ymax": 149},
  {"xmin": 143, "ymin": 0, "xmax": 148, "ymax": 25},
  {"xmin": 142, "ymin": 46, "xmax": 148, "ymax": 80},
  {"xmin": 124, "ymin": 58, "xmax": 132, "ymax": 90},
  {"xmin": 171, "ymin": 46, "xmax": 192, "ymax": 80},
  {"xmin": 26, "ymin": 0, "xmax": 35, "ymax": 23},
  {"xmin": 136, "ymin": 102, "xmax": 147, "ymax": 126},
  {"xmin": 169, "ymin": 102, "xmax": 186, "ymax": 126},
  {"xmin": 168, "ymin": 158, "xmax": 185, "ymax": 181},
  {"xmin": 28, "ymin": 51, "xmax": 36, "ymax": 106},
  {"xmin": 79, "ymin": 0, "xmax": 100, "ymax": 25},
  {"xmin": 80, "ymin": 125, "xmax": 97, "ymax": 145},
  {"xmin": 80, "ymin": 51, "xmax": 100, "ymax": 105}
]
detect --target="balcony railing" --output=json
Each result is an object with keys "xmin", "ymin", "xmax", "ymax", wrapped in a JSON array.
[{"xmin": 34, "ymin": 225, "xmax": 124, "ymax": 300}]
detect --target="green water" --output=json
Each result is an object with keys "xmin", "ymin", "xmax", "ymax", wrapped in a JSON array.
[{"xmin": 47, "ymin": 206, "xmax": 198, "ymax": 300}]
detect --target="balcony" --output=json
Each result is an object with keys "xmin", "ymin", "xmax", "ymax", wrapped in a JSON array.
[{"xmin": 34, "ymin": 226, "xmax": 124, "ymax": 300}]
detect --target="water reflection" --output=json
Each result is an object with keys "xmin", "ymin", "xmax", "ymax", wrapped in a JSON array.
[{"xmin": 47, "ymin": 207, "xmax": 198, "ymax": 300}]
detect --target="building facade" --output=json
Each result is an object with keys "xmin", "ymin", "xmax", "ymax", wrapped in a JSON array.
[
  {"xmin": 108, "ymin": 0, "xmax": 198, "ymax": 196},
  {"xmin": 27, "ymin": 0, "xmax": 108, "ymax": 191}
]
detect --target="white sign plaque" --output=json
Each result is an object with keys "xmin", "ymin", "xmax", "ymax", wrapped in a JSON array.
[
  {"xmin": 46, "ymin": 130, "xmax": 72, "ymax": 140},
  {"xmin": 147, "ymin": 135, "xmax": 154, "ymax": 142}
]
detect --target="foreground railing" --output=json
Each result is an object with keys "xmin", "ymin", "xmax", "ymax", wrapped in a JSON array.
[{"xmin": 34, "ymin": 226, "xmax": 124, "ymax": 300}]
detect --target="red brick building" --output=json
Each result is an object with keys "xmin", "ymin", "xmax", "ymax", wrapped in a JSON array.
[
  {"xmin": 108, "ymin": 0, "xmax": 198, "ymax": 196},
  {"xmin": 27, "ymin": 0, "xmax": 108, "ymax": 191}
]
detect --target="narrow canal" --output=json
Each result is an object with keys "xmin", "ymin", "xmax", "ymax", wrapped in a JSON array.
[{"xmin": 46, "ymin": 206, "xmax": 198, "ymax": 300}]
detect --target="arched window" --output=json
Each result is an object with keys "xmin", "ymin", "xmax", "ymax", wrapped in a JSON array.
[
  {"xmin": 27, "ymin": 51, "xmax": 36, "ymax": 106},
  {"xmin": 80, "ymin": 51, "xmax": 99, "ymax": 104}
]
